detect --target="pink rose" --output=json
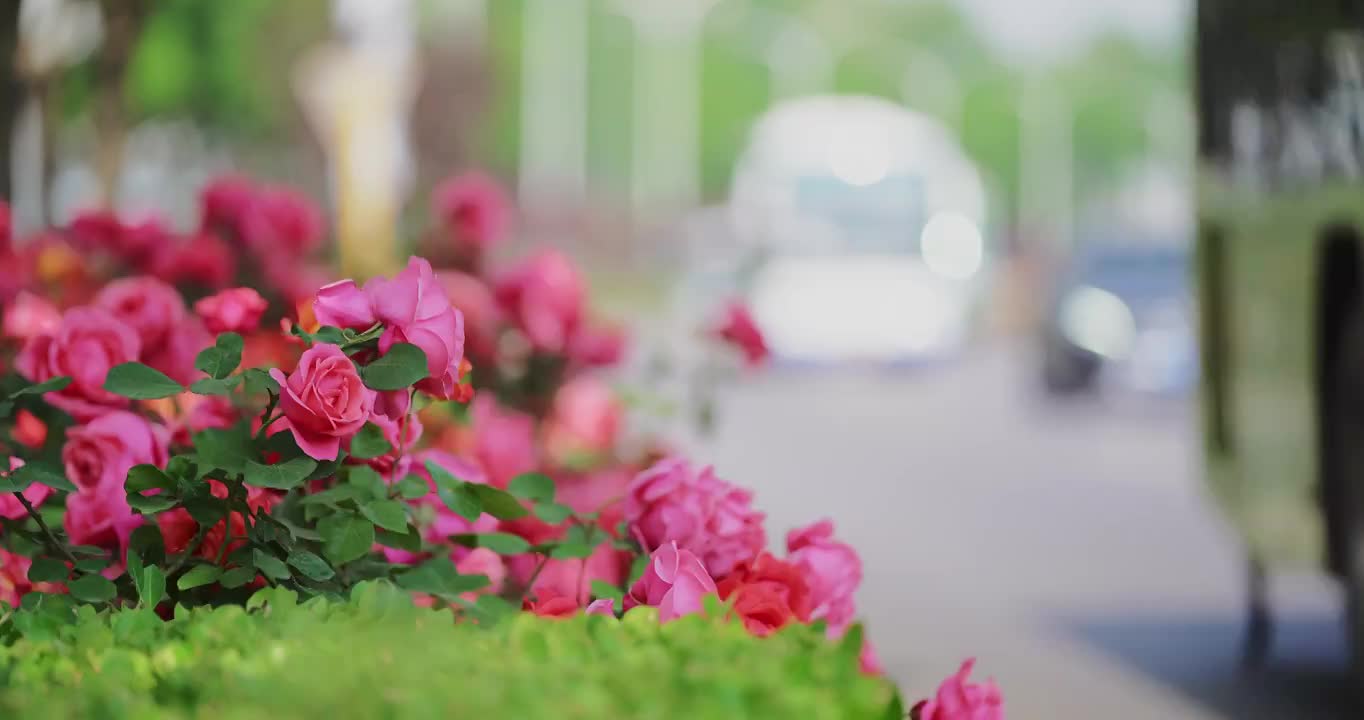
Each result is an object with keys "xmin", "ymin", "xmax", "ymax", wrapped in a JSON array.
[
  {"xmin": 367, "ymin": 257, "xmax": 466, "ymax": 400},
  {"xmin": 470, "ymin": 395, "xmax": 537, "ymax": 487},
  {"xmin": 436, "ymin": 270, "xmax": 500, "ymax": 361},
  {"xmin": 625, "ymin": 457, "xmax": 766, "ymax": 578},
  {"xmin": 154, "ymin": 232, "xmax": 238, "ymax": 289},
  {"xmin": 67, "ymin": 209, "xmax": 123, "ymax": 253},
  {"xmin": 144, "ymin": 318, "xmax": 213, "ymax": 386},
  {"xmin": 64, "ymin": 485, "xmax": 142, "ymax": 553},
  {"xmin": 241, "ymin": 186, "xmax": 324, "ymax": 258},
  {"xmin": 95, "ymin": 276, "xmax": 186, "ymax": 349},
  {"xmin": 507, "ymin": 543, "xmax": 626, "ymax": 607},
  {"xmin": 0, "ymin": 457, "xmax": 51, "ymax": 520},
  {"xmin": 786, "ymin": 519, "xmax": 862, "ymax": 633},
  {"xmin": 623, "ymin": 542, "xmax": 717, "ymax": 622},
  {"xmin": 63, "ymin": 411, "xmax": 170, "ymax": 495},
  {"xmin": 455, "ymin": 547, "xmax": 506, "ymax": 597},
  {"xmin": 195, "ymin": 287, "xmax": 268, "ymax": 334},
  {"xmin": 199, "ymin": 174, "xmax": 256, "ymax": 238},
  {"xmin": 2, "ymin": 291, "xmax": 61, "ymax": 340},
  {"xmin": 313, "ymin": 279, "xmax": 377, "ymax": 331},
  {"xmin": 912, "ymin": 659, "xmax": 1004, "ymax": 720},
  {"xmin": 118, "ymin": 219, "xmax": 176, "ymax": 272},
  {"xmin": 710, "ymin": 300, "xmax": 769, "ymax": 367},
  {"xmin": 313, "ymin": 258, "xmax": 466, "ymax": 400},
  {"xmin": 860, "ymin": 639, "xmax": 884, "ymax": 675},
  {"xmin": 586, "ymin": 598, "xmax": 615, "ymax": 617},
  {"xmin": 544, "ymin": 377, "xmax": 621, "ymax": 461},
  {"xmin": 567, "ymin": 323, "xmax": 627, "ymax": 369},
  {"xmin": 16, "ymin": 307, "xmax": 141, "ymax": 420},
  {"xmin": 0, "ymin": 549, "xmax": 36, "ymax": 607},
  {"xmin": 494, "ymin": 250, "xmax": 584, "ymax": 353},
  {"xmin": 270, "ymin": 344, "xmax": 375, "ymax": 461},
  {"xmin": 432, "ymin": 171, "xmax": 510, "ymax": 249}
]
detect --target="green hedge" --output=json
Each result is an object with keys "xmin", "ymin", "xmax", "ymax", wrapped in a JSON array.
[{"xmin": 0, "ymin": 583, "xmax": 899, "ymax": 719}]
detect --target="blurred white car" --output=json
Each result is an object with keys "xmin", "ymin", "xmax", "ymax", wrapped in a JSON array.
[{"xmin": 731, "ymin": 95, "xmax": 991, "ymax": 365}]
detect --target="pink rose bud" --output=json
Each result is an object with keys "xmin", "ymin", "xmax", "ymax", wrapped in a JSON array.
[
  {"xmin": 623, "ymin": 542, "xmax": 717, "ymax": 623},
  {"xmin": 710, "ymin": 300, "xmax": 770, "ymax": 367},
  {"xmin": 63, "ymin": 484, "xmax": 142, "ymax": 555},
  {"xmin": 432, "ymin": 171, "xmax": 511, "ymax": 249},
  {"xmin": 270, "ymin": 344, "xmax": 376, "ymax": 461},
  {"xmin": 194, "ymin": 287, "xmax": 268, "ymax": 334},
  {"xmin": 2, "ymin": 291, "xmax": 61, "ymax": 340},
  {"xmin": 586, "ymin": 598, "xmax": 616, "ymax": 617},
  {"xmin": 241, "ymin": 186, "xmax": 324, "ymax": 258},
  {"xmin": 913, "ymin": 659, "xmax": 1004, "ymax": 720}
]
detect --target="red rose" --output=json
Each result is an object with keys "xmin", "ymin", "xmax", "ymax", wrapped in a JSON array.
[{"xmin": 716, "ymin": 552, "xmax": 812, "ymax": 636}]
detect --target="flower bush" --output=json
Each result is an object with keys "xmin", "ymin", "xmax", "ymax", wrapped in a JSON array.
[{"xmin": 0, "ymin": 174, "xmax": 1001, "ymax": 716}]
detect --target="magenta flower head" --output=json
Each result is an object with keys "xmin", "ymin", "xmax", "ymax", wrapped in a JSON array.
[
  {"xmin": 912, "ymin": 659, "xmax": 1005, "ymax": 720},
  {"xmin": 623, "ymin": 542, "xmax": 717, "ymax": 622},
  {"xmin": 270, "ymin": 344, "xmax": 375, "ymax": 461},
  {"xmin": 16, "ymin": 307, "xmax": 140, "ymax": 421},
  {"xmin": 432, "ymin": 171, "xmax": 511, "ymax": 249},
  {"xmin": 786, "ymin": 519, "xmax": 863, "ymax": 634}
]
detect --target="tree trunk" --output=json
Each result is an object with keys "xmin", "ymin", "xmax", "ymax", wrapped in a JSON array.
[
  {"xmin": 0, "ymin": 1, "xmax": 21, "ymax": 202},
  {"xmin": 92, "ymin": 0, "xmax": 146, "ymax": 208}
]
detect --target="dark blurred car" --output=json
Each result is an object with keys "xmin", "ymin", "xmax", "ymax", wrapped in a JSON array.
[{"xmin": 1040, "ymin": 243, "xmax": 1196, "ymax": 396}]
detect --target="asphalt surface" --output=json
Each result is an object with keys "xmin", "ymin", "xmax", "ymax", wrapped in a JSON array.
[{"xmin": 693, "ymin": 343, "xmax": 1354, "ymax": 719}]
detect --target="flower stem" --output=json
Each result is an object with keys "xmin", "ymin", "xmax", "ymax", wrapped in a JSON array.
[{"xmin": 11, "ymin": 491, "xmax": 79, "ymax": 565}]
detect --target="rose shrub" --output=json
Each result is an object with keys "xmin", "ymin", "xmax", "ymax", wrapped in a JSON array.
[{"xmin": 0, "ymin": 175, "xmax": 1000, "ymax": 716}]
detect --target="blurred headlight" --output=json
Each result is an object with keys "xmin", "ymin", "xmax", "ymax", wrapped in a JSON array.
[
  {"xmin": 1059, "ymin": 286, "xmax": 1135, "ymax": 359},
  {"xmin": 920, "ymin": 211, "xmax": 983, "ymax": 280}
]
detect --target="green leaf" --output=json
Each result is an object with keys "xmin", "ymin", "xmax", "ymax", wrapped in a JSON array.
[
  {"xmin": 241, "ymin": 368, "xmax": 280, "ymax": 395},
  {"xmin": 252, "ymin": 550, "xmax": 291, "ymax": 580},
  {"xmin": 74, "ymin": 558, "xmax": 108, "ymax": 574},
  {"xmin": 465, "ymin": 594, "xmax": 516, "ymax": 626},
  {"xmin": 10, "ymin": 376, "xmax": 72, "ymax": 397},
  {"xmin": 590, "ymin": 579, "xmax": 623, "ymax": 604},
  {"xmin": 68, "ymin": 575, "xmax": 116, "ymax": 603},
  {"xmin": 464, "ymin": 532, "xmax": 531, "ymax": 555},
  {"xmin": 508, "ymin": 472, "xmax": 556, "ymax": 502},
  {"xmin": 299, "ymin": 484, "xmax": 360, "ymax": 507},
  {"xmin": 375, "ymin": 525, "xmax": 422, "ymax": 552},
  {"xmin": 11, "ymin": 461, "xmax": 77, "ymax": 492},
  {"xmin": 103, "ymin": 362, "xmax": 183, "ymax": 399},
  {"xmin": 244, "ymin": 457, "xmax": 317, "ymax": 490},
  {"xmin": 178, "ymin": 564, "xmax": 223, "ymax": 590},
  {"xmin": 345, "ymin": 465, "xmax": 386, "ymax": 498},
  {"xmin": 318, "ymin": 513, "xmax": 375, "ymax": 565},
  {"xmin": 125, "ymin": 464, "xmax": 174, "ymax": 493},
  {"xmin": 183, "ymin": 497, "xmax": 226, "ymax": 526},
  {"xmin": 189, "ymin": 376, "xmax": 241, "ymax": 396},
  {"xmin": 360, "ymin": 342, "xmax": 428, "ymax": 391},
  {"xmin": 397, "ymin": 474, "xmax": 428, "ymax": 500},
  {"xmin": 359, "ymin": 499, "xmax": 408, "ymax": 532},
  {"xmin": 286, "ymin": 550, "xmax": 335, "ymax": 581},
  {"xmin": 140, "ymin": 567, "xmax": 166, "ymax": 608},
  {"xmin": 195, "ymin": 333, "xmax": 243, "ymax": 379},
  {"xmin": 0, "ymin": 469, "xmax": 29, "ymax": 493},
  {"xmin": 470, "ymin": 484, "xmax": 528, "ymax": 520},
  {"xmin": 126, "ymin": 494, "xmax": 178, "ymax": 515},
  {"xmin": 193, "ymin": 427, "xmax": 254, "ymax": 474},
  {"xmin": 532, "ymin": 501, "xmax": 574, "ymax": 524},
  {"xmin": 349, "ymin": 423, "xmax": 393, "ymax": 460},
  {"xmin": 314, "ymin": 326, "xmax": 347, "ymax": 344},
  {"xmin": 27, "ymin": 558, "xmax": 68, "ymax": 583},
  {"xmin": 395, "ymin": 557, "xmax": 489, "ymax": 599},
  {"xmin": 218, "ymin": 566, "xmax": 255, "ymax": 588},
  {"xmin": 426, "ymin": 460, "xmax": 482, "ymax": 521},
  {"xmin": 549, "ymin": 542, "xmax": 594, "ymax": 559}
]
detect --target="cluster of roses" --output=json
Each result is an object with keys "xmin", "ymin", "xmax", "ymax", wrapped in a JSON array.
[{"xmin": 0, "ymin": 172, "xmax": 1001, "ymax": 719}]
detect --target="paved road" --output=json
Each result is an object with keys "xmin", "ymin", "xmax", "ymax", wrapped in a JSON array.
[{"xmin": 694, "ymin": 344, "xmax": 1353, "ymax": 719}]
